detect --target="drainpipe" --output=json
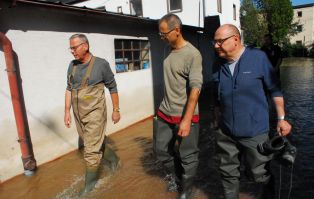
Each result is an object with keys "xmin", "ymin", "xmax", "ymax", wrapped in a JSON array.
[{"xmin": 0, "ymin": 32, "xmax": 37, "ymax": 176}]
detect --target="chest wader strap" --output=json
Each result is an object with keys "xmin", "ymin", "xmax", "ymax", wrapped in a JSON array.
[
  {"xmin": 80, "ymin": 56, "xmax": 96, "ymax": 89},
  {"xmin": 68, "ymin": 64, "xmax": 78, "ymax": 90}
]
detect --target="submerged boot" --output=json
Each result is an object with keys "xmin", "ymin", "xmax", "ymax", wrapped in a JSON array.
[
  {"xmin": 164, "ymin": 172, "xmax": 181, "ymax": 192},
  {"xmin": 259, "ymin": 176, "xmax": 275, "ymax": 199},
  {"xmin": 103, "ymin": 146, "xmax": 120, "ymax": 172},
  {"xmin": 80, "ymin": 166, "xmax": 100, "ymax": 196},
  {"xmin": 177, "ymin": 175, "xmax": 194, "ymax": 199},
  {"xmin": 222, "ymin": 180, "xmax": 239, "ymax": 199}
]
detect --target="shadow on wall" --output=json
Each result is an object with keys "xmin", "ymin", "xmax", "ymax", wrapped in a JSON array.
[{"xmin": 0, "ymin": 48, "xmax": 76, "ymax": 149}]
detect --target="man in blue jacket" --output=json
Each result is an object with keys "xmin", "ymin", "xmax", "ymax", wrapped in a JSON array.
[{"xmin": 212, "ymin": 24, "xmax": 291, "ymax": 199}]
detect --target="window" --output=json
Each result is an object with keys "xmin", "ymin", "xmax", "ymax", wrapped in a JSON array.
[
  {"xmin": 130, "ymin": 0, "xmax": 143, "ymax": 16},
  {"xmin": 233, "ymin": 4, "xmax": 236, "ymax": 20},
  {"xmin": 297, "ymin": 11, "xmax": 302, "ymax": 17},
  {"xmin": 114, "ymin": 39, "xmax": 150, "ymax": 73},
  {"xmin": 117, "ymin": 6, "xmax": 122, "ymax": 13},
  {"xmin": 217, "ymin": 0, "xmax": 222, "ymax": 13},
  {"xmin": 296, "ymin": 40, "xmax": 302, "ymax": 45},
  {"xmin": 297, "ymin": 25, "xmax": 303, "ymax": 32},
  {"xmin": 96, "ymin": 6, "xmax": 106, "ymax": 10},
  {"xmin": 167, "ymin": 0, "xmax": 182, "ymax": 13}
]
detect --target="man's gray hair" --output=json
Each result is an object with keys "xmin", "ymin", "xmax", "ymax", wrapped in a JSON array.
[
  {"xmin": 159, "ymin": 13, "xmax": 182, "ymax": 30},
  {"xmin": 69, "ymin": 33, "xmax": 89, "ymax": 45}
]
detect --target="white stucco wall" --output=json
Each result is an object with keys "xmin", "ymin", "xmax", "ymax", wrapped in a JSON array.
[
  {"xmin": 205, "ymin": 0, "xmax": 240, "ymax": 28},
  {"xmin": 0, "ymin": 31, "xmax": 154, "ymax": 182},
  {"xmin": 73, "ymin": 0, "xmax": 241, "ymax": 28},
  {"xmin": 142, "ymin": 0, "xmax": 205, "ymax": 27},
  {"xmin": 290, "ymin": 5, "xmax": 314, "ymax": 46},
  {"xmin": 75, "ymin": 0, "xmax": 131, "ymax": 13},
  {"xmin": 74, "ymin": 0, "xmax": 205, "ymax": 27}
]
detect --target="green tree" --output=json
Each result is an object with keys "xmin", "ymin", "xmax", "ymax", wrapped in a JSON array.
[
  {"xmin": 240, "ymin": 0, "xmax": 267, "ymax": 46},
  {"xmin": 255, "ymin": 0, "xmax": 294, "ymax": 44}
]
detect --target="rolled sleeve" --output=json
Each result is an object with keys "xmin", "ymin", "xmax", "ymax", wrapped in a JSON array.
[
  {"xmin": 102, "ymin": 60, "xmax": 118, "ymax": 93},
  {"xmin": 189, "ymin": 53, "xmax": 203, "ymax": 90},
  {"xmin": 66, "ymin": 62, "xmax": 73, "ymax": 91}
]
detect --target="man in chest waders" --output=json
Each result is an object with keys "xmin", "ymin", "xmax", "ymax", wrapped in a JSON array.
[{"xmin": 64, "ymin": 34, "xmax": 121, "ymax": 196}]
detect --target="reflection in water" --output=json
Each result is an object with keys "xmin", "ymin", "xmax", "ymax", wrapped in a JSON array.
[
  {"xmin": 0, "ymin": 66, "xmax": 313, "ymax": 199},
  {"xmin": 276, "ymin": 65, "xmax": 314, "ymax": 198}
]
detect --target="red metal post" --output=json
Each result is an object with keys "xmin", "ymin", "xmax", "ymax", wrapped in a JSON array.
[{"xmin": 0, "ymin": 32, "xmax": 37, "ymax": 175}]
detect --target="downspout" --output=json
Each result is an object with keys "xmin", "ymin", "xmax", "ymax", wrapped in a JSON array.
[{"xmin": 0, "ymin": 32, "xmax": 37, "ymax": 176}]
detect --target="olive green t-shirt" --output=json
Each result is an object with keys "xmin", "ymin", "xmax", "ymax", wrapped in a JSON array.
[{"xmin": 159, "ymin": 42, "xmax": 203, "ymax": 116}]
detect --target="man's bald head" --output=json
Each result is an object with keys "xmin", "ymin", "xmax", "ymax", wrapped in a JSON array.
[
  {"xmin": 216, "ymin": 24, "xmax": 241, "ymax": 39},
  {"xmin": 214, "ymin": 24, "xmax": 244, "ymax": 61}
]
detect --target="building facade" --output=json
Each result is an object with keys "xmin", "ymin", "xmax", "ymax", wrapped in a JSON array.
[
  {"xmin": 0, "ymin": 0, "xmax": 218, "ymax": 182},
  {"xmin": 73, "ymin": 0, "xmax": 241, "ymax": 28},
  {"xmin": 290, "ymin": 3, "xmax": 314, "ymax": 47}
]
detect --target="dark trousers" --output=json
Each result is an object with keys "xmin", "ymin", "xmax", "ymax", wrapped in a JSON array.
[
  {"xmin": 215, "ymin": 128, "xmax": 273, "ymax": 199},
  {"xmin": 153, "ymin": 117, "xmax": 200, "ymax": 178}
]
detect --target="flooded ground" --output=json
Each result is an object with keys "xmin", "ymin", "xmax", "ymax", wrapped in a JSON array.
[
  {"xmin": 0, "ymin": 118, "xmax": 255, "ymax": 199},
  {"xmin": 0, "ymin": 64, "xmax": 313, "ymax": 199},
  {"xmin": 275, "ymin": 64, "xmax": 314, "ymax": 199}
]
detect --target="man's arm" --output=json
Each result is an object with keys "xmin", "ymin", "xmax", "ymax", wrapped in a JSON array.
[
  {"xmin": 110, "ymin": 92, "xmax": 120, "ymax": 124},
  {"xmin": 272, "ymin": 96, "xmax": 292, "ymax": 136},
  {"xmin": 178, "ymin": 88, "xmax": 200, "ymax": 137},
  {"xmin": 64, "ymin": 90, "xmax": 72, "ymax": 128}
]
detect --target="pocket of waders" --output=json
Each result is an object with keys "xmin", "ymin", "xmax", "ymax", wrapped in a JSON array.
[{"xmin": 82, "ymin": 95, "xmax": 93, "ymax": 100}]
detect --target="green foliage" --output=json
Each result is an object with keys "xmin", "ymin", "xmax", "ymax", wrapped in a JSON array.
[
  {"xmin": 240, "ymin": 0, "xmax": 267, "ymax": 46},
  {"xmin": 309, "ymin": 43, "xmax": 314, "ymax": 58},
  {"xmin": 282, "ymin": 43, "xmax": 309, "ymax": 57},
  {"xmin": 241, "ymin": 0, "xmax": 295, "ymax": 45},
  {"xmin": 256, "ymin": 0, "xmax": 294, "ymax": 44}
]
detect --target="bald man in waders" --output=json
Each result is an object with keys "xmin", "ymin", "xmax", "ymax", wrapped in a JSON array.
[
  {"xmin": 64, "ymin": 34, "xmax": 121, "ymax": 195},
  {"xmin": 212, "ymin": 24, "xmax": 291, "ymax": 199}
]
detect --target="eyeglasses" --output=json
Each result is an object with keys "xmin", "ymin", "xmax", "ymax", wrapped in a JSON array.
[
  {"xmin": 211, "ymin": 35, "xmax": 235, "ymax": 46},
  {"xmin": 158, "ymin": 29, "xmax": 175, "ymax": 37},
  {"xmin": 69, "ymin": 43, "xmax": 85, "ymax": 51}
]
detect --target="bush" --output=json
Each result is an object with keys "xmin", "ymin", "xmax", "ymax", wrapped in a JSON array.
[
  {"xmin": 282, "ymin": 43, "xmax": 309, "ymax": 57},
  {"xmin": 309, "ymin": 43, "xmax": 314, "ymax": 58}
]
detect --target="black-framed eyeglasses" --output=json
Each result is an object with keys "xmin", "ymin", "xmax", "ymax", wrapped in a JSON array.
[
  {"xmin": 158, "ymin": 29, "xmax": 175, "ymax": 37},
  {"xmin": 211, "ymin": 35, "xmax": 235, "ymax": 46},
  {"xmin": 69, "ymin": 43, "xmax": 85, "ymax": 51}
]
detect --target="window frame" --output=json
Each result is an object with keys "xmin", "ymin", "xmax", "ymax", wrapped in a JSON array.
[
  {"xmin": 233, "ymin": 4, "xmax": 236, "ymax": 20},
  {"xmin": 297, "ymin": 11, "xmax": 302, "ymax": 17},
  {"xmin": 167, "ymin": 0, "xmax": 183, "ymax": 13},
  {"xmin": 217, "ymin": 0, "xmax": 222, "ymax": 13},
  {"xmin": 117, "ymin": 6, "xmax": 122, "ymax": 13},
  {"xmin": 129, "ymin": 0, "xmax": 143, "ymax": 17},
  {"xmin": 114, "ymin": 39, "xmax": 151, "ymax": 73}
]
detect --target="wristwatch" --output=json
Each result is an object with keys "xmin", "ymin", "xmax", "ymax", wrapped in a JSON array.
[
  {"xmin": 277, "ymin": 115, "xmax": 285, "ymax": 120},
  {"xmin": 113, "ymin": 107, "xmax": 120, "ymax": 112}
]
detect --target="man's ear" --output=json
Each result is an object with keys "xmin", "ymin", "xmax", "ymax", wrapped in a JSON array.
[
  {"xmin": 175, "ymin": 27, "xmax": 180, "ymax": 36},
  {"xmin": 83, "ymin": 43, "xmax": 89, "ymax": 52}
]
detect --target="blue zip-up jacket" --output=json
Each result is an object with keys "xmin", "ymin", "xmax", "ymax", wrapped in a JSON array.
[{"xmin": 213, "ymin": 48, "xmax": 282, "ymax": 137}]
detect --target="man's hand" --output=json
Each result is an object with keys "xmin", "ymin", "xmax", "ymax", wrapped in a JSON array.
[
  {"xmin": 178, "ymin": 119, "xmax": 191, "ymax": 137},
  {"xmin": 112, "ymin": 111, "xmax": 120, "ymax": 124},
  {"xmin": 277, "ymin": 120, "xmax": 292, "ymax": 136},
  {"xmin": 64, "ymin": 111, "xmax": 71, "ymax": 128}
]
